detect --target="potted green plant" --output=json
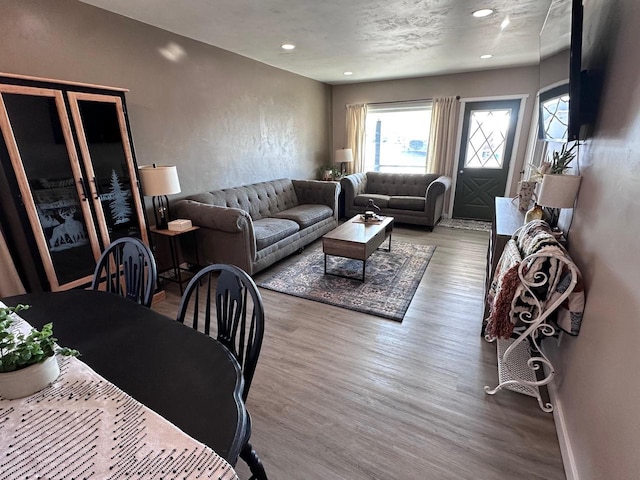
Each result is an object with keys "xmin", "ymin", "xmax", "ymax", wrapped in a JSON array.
[
  {"xmin": 0, "ymin": 304, "xmax": 79, "ymax": 399},
  {"xmin": 318, "ymin": 165, "xmax": 339, "ymax": 181},
  {"xmin": 332, "ymin": 166, "xmax": 345, "ymax": 180},
  {"xmin": 530, "ymin": 142, "xmax": 579, "ymax": 180},
  {"xmin": 548, "ymin": 142, "xmax": 578, "ymax": 174}
]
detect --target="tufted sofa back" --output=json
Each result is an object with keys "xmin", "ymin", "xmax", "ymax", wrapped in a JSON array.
[
  {"xmin": 185, "ymin": 178, "xmax": 299, "ymax": 221},
  {"xmin": 365, "ymin": 172, "xmax": 441, "ymax": 197}
]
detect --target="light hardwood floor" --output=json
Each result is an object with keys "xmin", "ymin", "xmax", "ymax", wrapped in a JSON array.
[{"xmin": 153, "ymin": 225, "xmax": 565, "ymax": 480}]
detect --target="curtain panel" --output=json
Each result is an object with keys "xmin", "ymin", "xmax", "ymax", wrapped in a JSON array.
[
  {"xmin": 345, "ymin": 104, "xmax": 368, "ymax": 174},
  {"xmin": 427, "ymin": 97, "xmax": 460, "ymax": 211}
]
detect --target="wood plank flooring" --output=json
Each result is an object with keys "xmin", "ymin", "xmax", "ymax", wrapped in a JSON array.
[{"xmin": 153, "ymin": 225, "xmax": 565, "ymax": 480}]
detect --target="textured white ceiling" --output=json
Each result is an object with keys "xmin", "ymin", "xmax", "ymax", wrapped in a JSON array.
[{"xmin": 79, "ymin": 0, "xmax": 561, "ymax": 84}]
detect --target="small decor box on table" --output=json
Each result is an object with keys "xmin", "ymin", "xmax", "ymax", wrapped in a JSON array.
[{"xmin": 168, "ymin": 219, "xmax": 193, "ymax": 232}]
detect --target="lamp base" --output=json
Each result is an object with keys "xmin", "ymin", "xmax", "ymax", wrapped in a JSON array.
[
  {"xmin": 524, "ymin": 203, "xmax": 544, "ymax": 224},
  {"xmin": 156, "ymin": 215, "xmax": 168, "ymax": 230},
  {"xmin": 152, "ymin": 195, "xmax": 170, "ymax": 230}
]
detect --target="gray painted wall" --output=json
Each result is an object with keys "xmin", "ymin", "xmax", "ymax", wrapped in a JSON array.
[
  {"xmin": 331, "ymin": 66, "xmax": 540, "ymax": 198},
  {"xmin": 555, "ymin": 0, "xmax": 640, "ymax": 478},
  {"xmin": 540, "ymin": 48, "xmax": 570, "ymax": 89},
  {"xmin": 0, "ymin": 0, "xmax": 331, "ymax": 201}
]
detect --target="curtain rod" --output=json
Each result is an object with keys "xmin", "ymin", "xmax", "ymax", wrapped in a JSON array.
[{"xmin": 346, "ymin": 96, "xmax": 460, "ymax": 107}]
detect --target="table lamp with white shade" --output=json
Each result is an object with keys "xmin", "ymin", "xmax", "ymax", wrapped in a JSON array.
[
  {"xmin": 536, "ymin": 174, "xmax": 582, "ymax": 228},
  {"xmin": 335, "ymin": 148, "xmax": 354, "ymax": 175},
  {"xmin": 138, "ymin": 165, "xmax": 181, "ymax": 229}
]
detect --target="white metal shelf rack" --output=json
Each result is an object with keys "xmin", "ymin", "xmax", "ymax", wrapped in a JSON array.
[{"xmin": 484, "ymin": 250, "xmax": 578, "ymax": 412}]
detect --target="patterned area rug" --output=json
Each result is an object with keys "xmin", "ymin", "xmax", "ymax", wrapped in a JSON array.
[
  {"xmin": 438, "ymin": 218, "xmax": 492, "ymax": 232},
  {"xmin": 256, "ymin": 241, "xmax": 436, "ymax": 322}
]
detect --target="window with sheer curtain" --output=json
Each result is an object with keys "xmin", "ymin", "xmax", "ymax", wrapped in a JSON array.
[{"xmin": 363, "ymin": 102, "xmax": 433, "ymax": 174}]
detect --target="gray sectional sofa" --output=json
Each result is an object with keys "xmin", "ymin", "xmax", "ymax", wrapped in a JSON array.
[
  {"xmin": 340, "ymin": 172, "xmax": 451, "ymax": 230},
  {"xmin": 173, "ymin": 178, "xmax": 339, "ymax": 275}
]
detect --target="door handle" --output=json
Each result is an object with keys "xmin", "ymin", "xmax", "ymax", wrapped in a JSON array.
[
  {"xmin": 78, "ymin": 178, "xmax": 89, "ymax": 201},
  {"xmin": 92, "ymin": 176, "xmax": 101, "ymax": 200},
  {"xmin": 459, "ymin": 170, "xmax": 464, "ymax": 174}
]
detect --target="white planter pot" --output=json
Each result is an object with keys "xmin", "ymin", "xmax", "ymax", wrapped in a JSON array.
[{"xmin": 0, "ymin": 356, "xmax": 60, "ymax": 400}]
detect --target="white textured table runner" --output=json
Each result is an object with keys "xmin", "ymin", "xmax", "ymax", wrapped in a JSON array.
[{"xmin": 0, "ymin": 307, "xmax": 238, "ymax": 480}]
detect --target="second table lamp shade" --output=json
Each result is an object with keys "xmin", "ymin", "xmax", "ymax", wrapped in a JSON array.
[
  {"xmin": 533, "ymin": 174, "xmax": 582, "ymax": 228},
  {"xmin": 138, "ymin": 165, "xmax": 181, "ymax": 229},
  {"xmin": 537, "ymin": 174, "xmax": 582, "ymax": 208},
  {"xmin": 335, "ymin": 148, "xmax": 354, "ymax": 174}
]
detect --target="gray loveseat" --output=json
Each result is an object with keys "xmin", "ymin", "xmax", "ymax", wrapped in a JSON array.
[
  {"xmin": 340, "ymin": 172, "xmax": 451, "ymax": 230},
  {"xmin": 173, "ymin": 178, "xmax": 339, "ymax": 275}
]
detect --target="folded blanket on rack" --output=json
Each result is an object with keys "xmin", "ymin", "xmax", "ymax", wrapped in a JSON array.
[
  {"xmin": 514, "ymin": 219, "xmax": 559, "ymax": 255},
  {"xmin": 516, "ymin": 220, "xmax": 585, "ymax": 336},
  {"xmin": 549, "ymin": 270, "xmax": 586, "ymax": 335},
  {"xmin": 486, "ymin": 240, "xmax": 522, "ymax": 338},
  {"xmin": 486, "ymin": 220, "xmax": 585, "ymax": 338}
]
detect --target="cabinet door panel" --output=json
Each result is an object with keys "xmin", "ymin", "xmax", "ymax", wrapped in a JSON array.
[
  {"xmin": 0, "ymin": 86, "xmax": 101, "ymax": 290},
  {"xmin": 68, "ymin": 93, "xmax": 148, "ymax": 247}
]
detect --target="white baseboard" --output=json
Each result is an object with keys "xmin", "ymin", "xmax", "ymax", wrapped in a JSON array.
[{"xmin": 548, "ymin": 381, "xmax": 580, "ymax": 480}]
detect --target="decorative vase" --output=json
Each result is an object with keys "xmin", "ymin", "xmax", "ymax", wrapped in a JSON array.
[
  {"xmin": 524, "ymin": 203, "xmax": 544, "ymax": 224},
  {"xmin": 517, "ymin": 181, "xmax": 537, "ymax": 211},
  {"xmin": 0, "ymin": 355, "xmax": 60, "ymax": 399}
]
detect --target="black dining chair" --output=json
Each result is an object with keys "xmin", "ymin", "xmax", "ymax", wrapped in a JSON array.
[
  {"xmin": 177, "ymin": 263, "xmax": 267, "ymax": 480},
  {"xmin": 91, "ymin": 237, "xmax": 157, "ymax": 308}
]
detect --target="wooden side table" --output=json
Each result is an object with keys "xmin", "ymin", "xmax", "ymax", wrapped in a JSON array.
[{"xmin": 150, "ymin": 226, "xmax": 200, "ymax": 294}]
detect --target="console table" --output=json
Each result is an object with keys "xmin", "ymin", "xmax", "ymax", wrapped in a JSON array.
[{"xmin": 483, "ymin": 197, "xmax": 525, "ymax": 324}]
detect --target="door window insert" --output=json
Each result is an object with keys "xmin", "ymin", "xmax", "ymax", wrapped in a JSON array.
[{"xmin": 464, "ymin": 109, "xmax": 511, "ymax": 169}]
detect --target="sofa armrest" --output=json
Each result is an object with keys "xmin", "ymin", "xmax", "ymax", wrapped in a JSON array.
[
  {"xmin": 174, "ymin": 200, "xmax": 251, "ymax": 233},
  {"xmin": 340, "ymin": 173, "xmax": 367, "ymax": 210},
  {"xmin": 425, "ymin": 175, "xmax": 451, "ymax": 200},
  {"xmin": 292, "ymin": 179, "xmax": 340, "ymax": 220},
  {"xmin": 424, "ymin": 175, "xmax": 451, "ymax": 225},
  {"xmin": 173, "ymin": 200, "xmax": 257, "ymax": 272}
]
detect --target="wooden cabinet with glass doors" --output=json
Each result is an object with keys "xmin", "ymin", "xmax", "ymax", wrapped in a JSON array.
[{"xmin": 0, "ymin": 73, "xmax": 149, "ymax": 292}]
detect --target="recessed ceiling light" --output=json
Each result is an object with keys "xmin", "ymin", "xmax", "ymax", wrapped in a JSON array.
[
  {"xmin": 281, "ymin": 44, "xmax": 296, "ymax": 50},
  {"xmin": 472, "ymin": 8, "xmax": 494, "ymax": 18},
  {"xmin": 480, "ymin": 54, "xmax": 493, "ymax": 59},
  {"xmin": 343, "ymin": 71, "xmax": 353, "ymax": 76}
]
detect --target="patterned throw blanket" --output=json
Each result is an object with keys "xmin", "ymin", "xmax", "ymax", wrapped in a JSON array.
[{"xmin": 486, "ymin": 220, "xmax": 585, "ymax": 339}]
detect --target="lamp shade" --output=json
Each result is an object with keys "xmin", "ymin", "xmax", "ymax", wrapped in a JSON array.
[
  {"xmin": 138, "ymin": 165, "xmax": 181, "ymax": 196},
  {"xmin": 537, "ymin": 174, "xmax": 582, "ymax": 208},
  {"xmin": 335, "ymin": 148, "xmax": 354, "ymax": 164}
]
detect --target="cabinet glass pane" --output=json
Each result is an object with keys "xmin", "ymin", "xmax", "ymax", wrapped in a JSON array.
[
  {"xmin": 3, "ymin": 94, "xmax": 95, "ymax": 285},
  {"xmin": 77, "ymin": 100, "xmax": 142, "ymax": 241}
]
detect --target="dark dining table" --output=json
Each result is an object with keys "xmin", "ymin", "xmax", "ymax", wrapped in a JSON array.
[{"xmin": 3, "ymin": 289, "xmax": 248, "ymax": 464}]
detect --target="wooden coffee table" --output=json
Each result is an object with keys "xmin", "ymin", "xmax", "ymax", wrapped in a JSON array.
[{"xmin": 322, "ymin": 215, "xmax": 394, "ymax": 282}]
